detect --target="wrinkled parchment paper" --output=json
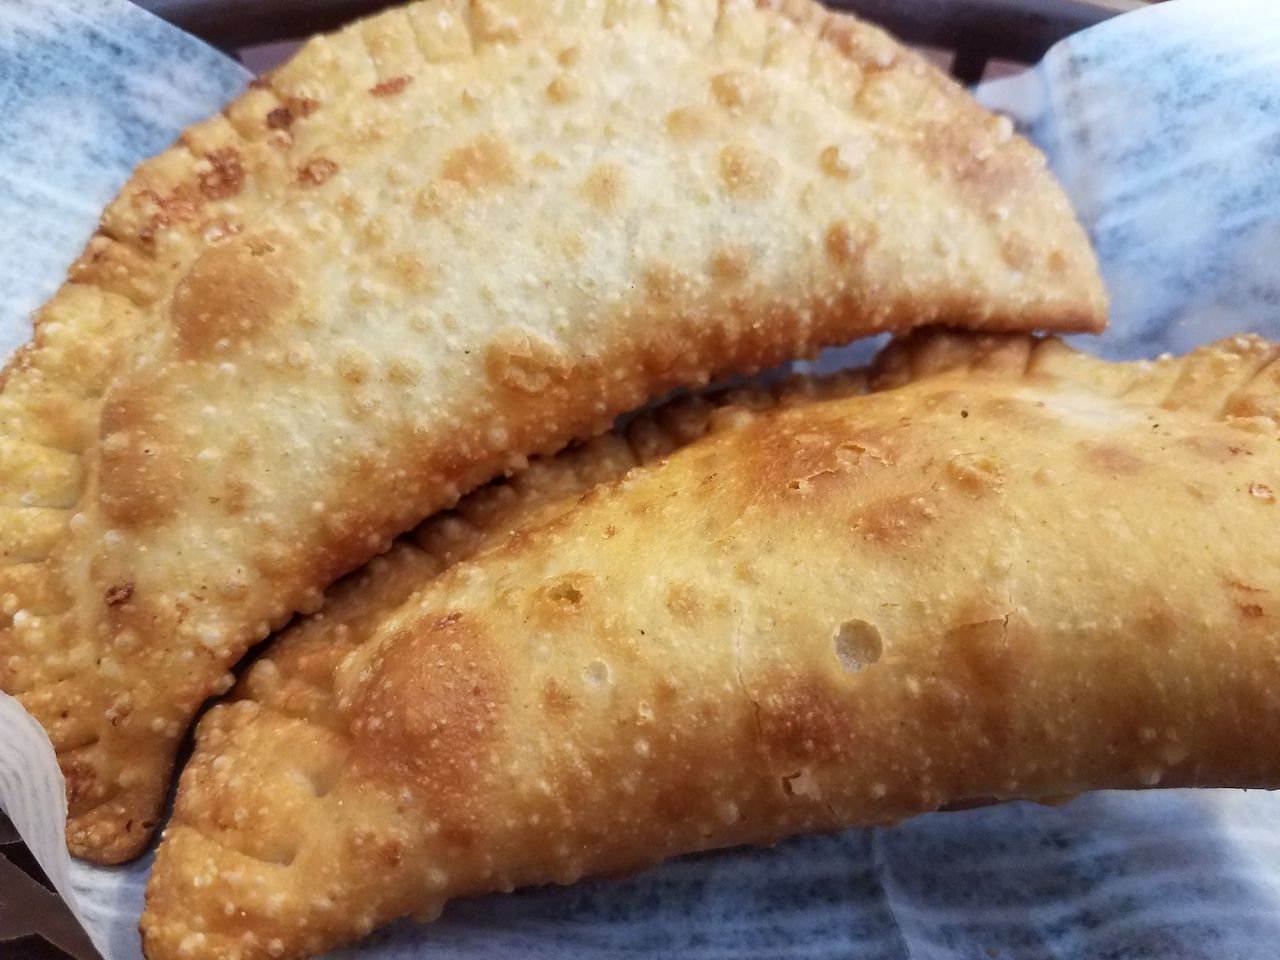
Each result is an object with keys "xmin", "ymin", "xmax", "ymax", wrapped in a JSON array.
[{"xmin": 2, "ymin": 1, "xmax": 1279, "ymax": 957}]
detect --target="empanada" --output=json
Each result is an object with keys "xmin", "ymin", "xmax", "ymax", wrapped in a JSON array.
[
  {"xmin": 143, "ymin": 330, "xmax": 1280, "ymax": 960},
  {"xmin": 0, "ymin": 0, "xmax": 1105, "ymax": 862}
]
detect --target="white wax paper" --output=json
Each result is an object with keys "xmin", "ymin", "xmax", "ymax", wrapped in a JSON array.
[
  {"xmin": 2, "ymin": 1, "xmax": 1279, "ymax": 958},
  {"xmin": 977, "ymin": 0, "xmax": 1280, "ymax": 360},
  {"xmin": 0, "ymin": 0, "xmax": 250, "ymax": 357}
]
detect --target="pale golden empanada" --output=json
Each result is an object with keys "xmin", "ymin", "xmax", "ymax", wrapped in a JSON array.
[
  {"xmin": 143, "ymin": 331, "xmax": 1280, "ymax": 960},
  {"xmin": 0, "ymin": 0, "xmax": 1105, "ymax": 863}
]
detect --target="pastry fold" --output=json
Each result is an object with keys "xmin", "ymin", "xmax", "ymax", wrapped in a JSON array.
[
  {"xmin": 0, "ymin": 0, "xmax": 1104, "ymax": 862},
  {"xmin": 143, "ymin": 331, "xmax": 1280, "ymax": 960}
]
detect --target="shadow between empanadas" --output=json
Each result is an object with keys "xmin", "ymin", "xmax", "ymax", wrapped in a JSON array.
[{"xmin": 143, "ymin": 330, "xmax": 1280, "ymax": 960}]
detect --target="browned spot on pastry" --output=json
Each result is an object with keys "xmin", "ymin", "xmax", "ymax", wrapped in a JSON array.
[
  {"xmin": 197, "ymin": 148, "xmax": 245, "ymax": 200},
  {"xmin": 350, "ymin": 612, "xmax": 504, "ymax": 799},
  {"xmin": 719, "ymin": 145, "xmax": 779, "ymax": 200},
  {"xmin": 104, "ymin": 583, "xmax": 133, "ymax": 606},
  {"xmin": 758, "ymin": 675, "xmax": 857, "ymax": 765},
  {"xmin": 546, "ymin": 74, "xmax": 578, "ymax": 104},
  {"xmin": 221, "ymin": 477, "xmax": 253, "ymax": 515},
  {"xmin": 557, "ymin": 46, "xmax": 580, "ymax": 66},
  {"xmin": 1046, "ymin": 249, "xmax": 1071, "ymax": 275},
  {"xmin": 485, "ymin": 329, "xmax": 571, "ymax": 395},
  {"xmin": 938, "ymin": 614, "xmax": 1035, "ymax": 743},
  {"xmin": 643, "ymin": 264, "xmax": 686, "ymax": 305},
  {"xmin": 99, "ymin": 388, "xmax": 181, "ymax": 527},
  {"xmin": 980, "ymin": 394, "xmax": 1054, "ymax": 429},
  {"xmin": 559, "ymin": 230, "xmax": 586, "ymax": 260},
  {"xmin": 1082, "ymin": 442, "xmax": 1145, "ymax": 476},
  {"xmin": 652, "ymin": 678, "xmax": 680, "ymax": 709},
  {"xmin": 1226, "ymin": 577, "xmax": 1265, "ymax": 594},
  {"xmin": 665, "ymin": 106, "xmax": 711, "ymax": 140},
  {"xmin": 709, "ymin": 71, "xmax": 768, "ymax": 112},
  {"xmin": 170, "ymin": 236, "xmax": 297, "ymax": 358},
  {"xmin": 742, "ymin": 414, "xmax": 898, "ymax": 505},
  {"xmin": 298, "ymin": 157, "xmax": 339, "ymax": 186},
  {"xmin": 852, "ymin": 493, "xmax": 936, "ymax": 546},
  {"xmin": 231, "ymin": 433, "xmax": 257, "ymax": 462},
  {"xmin": 335, "ymin": 191, "xmax": 360, "ymax": 220},
  {"xmin": 651, "ymin": 779, "xmax": 703, "ymax": 824},
  {"xmin": 1224, "ymin": 388, "xmax": 1280, "ymax": 423},
  {"xmin": 709, "ymin": 246, "xmax": 751, "ymax": 284},
  {"xmin": 946, "ymin": 614, "xmax": 1030, "ymax": 697},
  {"xmin": 1179, "ymin": 435, "xmax": 1252, "ymax": 461},
  {"xmin": 819, "ymin": 144, "xmax": 857, "ymax": 179},
  {"xmin": 360, "ymin": 215, "xmax": 388, "ymax": 246},
  {"xmin": 1133, "ymin": 601, "xmax": 1180, "ymax": 649},
  {"xmin": 1223, "ymin": 573, "xmax": 1269, "ymax": 619},
  {"xmin": 539, "ymin": 575, "xmax": 587, "ymax": 612},
  {"xmin": 541, "ymin": 678, "xmax": 574, "ymax": 716},
  {"xmin": 287, "ymin": 95, "xmax": 319, "ymax": 117},
  {"xmin": 68, "ymin": 235, "xmax": 152, "ymax": 299},
  {"xmin": 388, "ymin": 252, "xmax": 436, "ymax": 294},
  {"xmin": 133, "ymin": 185, "xmax": 201, "ymax": 243},
  {"xmin": 581, "ymin": 163, "xmax": 626, "ymax": 212},
  {"xmin": 414, "ymin": 181, "xmax": 460, "ymax": 218},
  {"xmin": 822, "ymin": 16, "xmax": 897, "ymax": 72},
  {"xmin": 665, "ymin": 582, "xmax": 701, "ymax": 624},
  {"xmin": 921, "ymin": 120, "xmax": 1024, "ymax": 209},
  {"xmin": 441, "ymin": 136, "xmax": 516, "ymax": 192},
  {"xmin": 1249, "ymin": 482, "xmax": 1275, "ymax": 504},
  {"xmin": 265, "ymin": 106, "xmax": 293, "ymax": 130},
  {"xmin": 946, "ymin": 454, "xmax": 1003, "ymax": 496},
  {"xmin": 470, "ymin": 0, "xmax": 521, "ymax": 44},
  {"xmin": 915, "ymin": 673, "xmax": 967, "ymax": 728},
  {"xmin": 825, "ymin": 221, "xmax": 875, "ymax": 265},
  {"xmin": 62, "ymin": 755, "xmax": 105, "ymax": 812},
  {"xmin": 370, "ymin": 75, "xmax": 413, "ymax": 97},
  {"xmin": 1001, "ymin": 233, "xmax": 1037, "ymax": 270},
  {"xmin": 839, "ymin": 431, "xmax": 899, "ymax": 468}
]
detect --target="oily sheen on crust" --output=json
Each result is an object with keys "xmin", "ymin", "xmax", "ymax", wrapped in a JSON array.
[
  {"xmin": 143, "ymin": 331, "xmax": 1280, "ymax": 960},
  {"xmin": 0, "ymin": 0, "xmax": 1104, "ymax": 863}
]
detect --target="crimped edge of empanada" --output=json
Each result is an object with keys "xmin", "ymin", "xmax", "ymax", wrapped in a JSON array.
[{"xmin": 873, "ymin": 328, "xmax": 1280, "ymax": 436}]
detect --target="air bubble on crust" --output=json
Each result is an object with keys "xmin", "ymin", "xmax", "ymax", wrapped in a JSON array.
[
  {"xmin": 832, "ymin": 619, "xmax": 882, "ymax": 673},
  {"xmin": 583, "ymin": 660, "xmax": 610, "ymax": 686}
]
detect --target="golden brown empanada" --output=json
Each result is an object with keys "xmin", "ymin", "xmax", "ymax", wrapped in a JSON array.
[
  {"xmin": 139, "ymin": 373, "xmax": 863, "ymax": 956},
  {"xmin": 0, "ymin": 0, "xmax": 1105, "ymax": 863},
  {"xmin": 143, "ymin": 330, "xmax": 1280, "ymax": 960}
]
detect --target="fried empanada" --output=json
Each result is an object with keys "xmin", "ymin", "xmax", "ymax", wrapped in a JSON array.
[
  {"xmin": 143, "ymin": 331, "xmax": 1280, "ymax": 960},
  {"xmin": 140, "ymin": 373, "xmax": 862, "ymax": 957},
  {"xmin": 0, "ymin": 0, "xmax": 1105, "ymax": 863},
  {"xmin": 209, "ymin": 373, "xmax": 861, "ymax": 725}
]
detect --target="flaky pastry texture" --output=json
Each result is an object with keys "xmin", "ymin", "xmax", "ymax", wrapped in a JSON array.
[
  {"xmin": 0, "ymin": 0, "xmax": 1104, "ymax": 862},
  {"xmin": 144, "ymin": 331, "xmax": 1279, "ymax": 960}
]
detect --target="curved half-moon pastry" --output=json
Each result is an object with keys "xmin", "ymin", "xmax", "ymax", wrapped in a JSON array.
[
  {"xmin": 143, "ymin": 331, "xmax": 1280, "ymax": 960},
  {"xmin": 0, "ymin": 0, "xmax": 1103, "ymax": 862}
]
